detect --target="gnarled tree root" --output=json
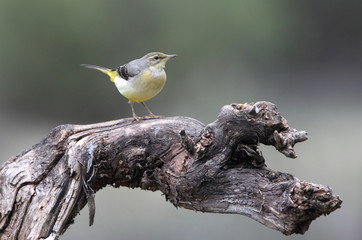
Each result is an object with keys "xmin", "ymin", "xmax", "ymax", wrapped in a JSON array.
[{"xmin": 0, "ymin": 101, "xmax": 342, "ymax": 239}]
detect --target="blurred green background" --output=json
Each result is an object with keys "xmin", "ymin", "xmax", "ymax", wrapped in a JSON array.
[{"xmin": 1, "ymin": 1, "xmax": 361, "ymax": 239}]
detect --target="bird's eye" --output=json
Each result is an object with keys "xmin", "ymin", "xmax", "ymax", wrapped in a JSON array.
[{"xmin": 153, "ymin": 56, "xmax": 159, "ymax": 60}]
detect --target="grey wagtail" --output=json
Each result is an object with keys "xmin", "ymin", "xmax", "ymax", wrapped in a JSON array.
[{"xmin": 81, "ymin": 52, "xmax": 177, "ymax": 121}]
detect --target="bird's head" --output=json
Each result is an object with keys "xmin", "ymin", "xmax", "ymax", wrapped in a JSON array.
[{"xmin": 144, "ymin": 52, "xmax": 178, "ymax": 69}]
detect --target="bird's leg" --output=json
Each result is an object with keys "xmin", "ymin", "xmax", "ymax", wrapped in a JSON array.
[
  {"xmin": 141, "ymin": 102, "xmax": 159, "ymax": 118},
  {"xmin": 130, "ymin": 101, "xmax": 140, "ymax": 122}
]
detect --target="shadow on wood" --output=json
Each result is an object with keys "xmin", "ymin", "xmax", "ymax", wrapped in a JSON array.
[{"xmin": 0, "ymin": 101, "xmax": 342, "ymax": 239}]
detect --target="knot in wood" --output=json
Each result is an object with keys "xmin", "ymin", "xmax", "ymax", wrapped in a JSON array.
[
  {"xmin": 289, "ymin": 182, "xmax": 342, "ymax": 212},
  {"xmin": 195, "ymin": 128, "xmax": 214, "ymax": 154},
  {"xmin": 229, "ymin": 144, "xmax": 265, "ymax": 168}
]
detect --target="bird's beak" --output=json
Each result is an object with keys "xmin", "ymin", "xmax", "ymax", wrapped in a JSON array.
[{"xmin": 165, "ymin": 54, "xmax": 178, "ymax": 61}]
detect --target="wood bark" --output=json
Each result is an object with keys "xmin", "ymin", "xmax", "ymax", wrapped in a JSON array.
[{"xmin": 0, "ymin": 101, "xmax": 342, "ymax": 239}]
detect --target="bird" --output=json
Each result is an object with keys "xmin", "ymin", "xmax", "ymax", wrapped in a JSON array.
[{"xmin": 81, "ymin": 52, "xmax": 177, "ymax": 121}]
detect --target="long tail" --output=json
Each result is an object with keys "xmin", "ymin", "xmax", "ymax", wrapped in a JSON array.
[{"xmin": 81, "ymin": 64, "xmax": 117, "ymax": 82}]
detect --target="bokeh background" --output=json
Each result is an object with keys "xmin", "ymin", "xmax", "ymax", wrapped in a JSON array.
[{"xmin": 1, "ymin": 1, "xmax": 361, "ymax": 239}]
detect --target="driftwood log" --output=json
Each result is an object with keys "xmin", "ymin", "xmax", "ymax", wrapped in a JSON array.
[{"xmin": 0, "ymin": 101, "xmax": 342, "ymax": 239}]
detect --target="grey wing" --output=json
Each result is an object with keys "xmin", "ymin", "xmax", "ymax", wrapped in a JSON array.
[{"xmin": 116, "ymin": 59, "xmax": 145, "ymax": 81}]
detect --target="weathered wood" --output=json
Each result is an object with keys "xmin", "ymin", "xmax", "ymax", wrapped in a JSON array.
[{"xmin": 0, "ymin": 101, "xmax": 342, "ymax": 239}]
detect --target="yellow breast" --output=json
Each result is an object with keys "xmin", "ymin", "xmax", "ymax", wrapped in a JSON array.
[{"xmin": 114, "ymin": 68, "xmax": 166, "ymax": 103}]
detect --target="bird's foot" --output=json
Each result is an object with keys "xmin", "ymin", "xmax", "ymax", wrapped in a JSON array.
[
  {"xmin": 147, "ymin": 115, "xmax": 161, "ymax": 119},
  {"xmin": 132, "ymin": 115, "xmax": 142, "ymax": 122},
  {"xmin": 132, "ymin": 115, "xmax": 161, "ymax": 122}
]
